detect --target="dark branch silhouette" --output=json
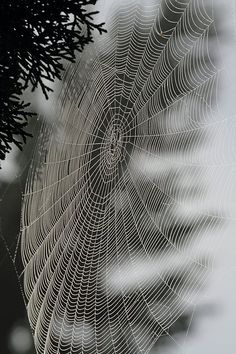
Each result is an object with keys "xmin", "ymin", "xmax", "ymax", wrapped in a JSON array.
[{"xmin": 0, "ymin": 0, "xmax": 106, "ymax": 164}]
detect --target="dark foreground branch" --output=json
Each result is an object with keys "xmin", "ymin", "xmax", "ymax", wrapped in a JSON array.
[{"xmin": 0, "ymin": 0, "xmax": 106, "ymax": 164}]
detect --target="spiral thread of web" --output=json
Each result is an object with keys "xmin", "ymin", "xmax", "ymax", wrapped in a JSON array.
[{"xmin": 21, "ymin": 0, "xmax": 221, "ymax": 353}]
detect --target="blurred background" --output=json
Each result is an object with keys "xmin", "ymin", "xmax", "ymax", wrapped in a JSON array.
[{"xmin": 1, "ymin": 0, "xmax": 236, "ymax": 353}]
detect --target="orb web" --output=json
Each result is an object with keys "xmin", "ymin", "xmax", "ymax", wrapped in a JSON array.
[{"xmin": 21, "ymin": 0, "xmax": 221, "ymax": 353}]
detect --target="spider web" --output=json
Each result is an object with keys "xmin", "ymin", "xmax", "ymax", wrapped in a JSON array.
[{"xmin": 19, "ymin": 0, "xmax": 223, "ymax": 353}]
